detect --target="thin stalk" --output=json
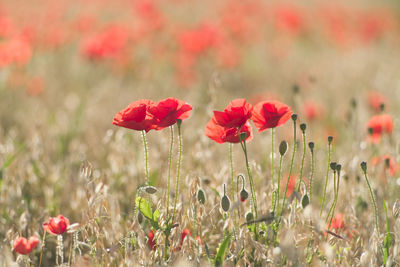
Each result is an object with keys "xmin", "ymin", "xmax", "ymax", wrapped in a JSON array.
[
  {"xmin": 166, "ymin": 126, "xmax": 174, "ymax": 218},
  {"xmin": 141, "ymin": 130, "xmax": 151, "ymax": 206},
  {"xmin": 274, "ymin": 154, "xmax": 283, "ymax": 213},
  {"xmin": 281, "ymin": 116, "xmax": 297, "ymax": 215},
  {"xmin": 229, "ymin": 143, "xmax": 234, "ymax": 201},
  {"xmin": 326, "ymin": 170, "xmax": 337, "ymax": 223},
  {"xmin": 271, "ymin": 128, "xmax": 275, "ymax": 208},
  {"xmin": 296, "ymin": 130, "xmax": 306, "ymax": 192},
  {"xmin": 309, "ymin": 144, "xmax": 315, "ymax": 202},
  {"xmin": 56, "ymin": 234, "xmax": 63, "ymax": 266},
  {"xmin": 239, "ymin": 136, "xmax": 258, "ymax": 219},
  {"xmin": 328, "ymin": 169, "xmax": 340, "ymax": 230},
  {"xmin": 172, "ymin": 122, "xmax": 183, "ymax": 221},
  {"xmin": 361, "ymin": 162, "xmax": 379, "ymax": 232},
  {"xmin": 39, "ymin": 231, "xmax": 46, "ymax": 267},
  {"xmin": 320, "ymin": 139, "xmax": 332, "ymax": 216}
]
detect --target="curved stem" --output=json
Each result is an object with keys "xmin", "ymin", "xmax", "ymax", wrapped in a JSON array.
[
  {"xmin": 362, "ymin": 168, "xmax": 379, "ymax": 232},
  {"xmin": 172, "ymin": 123, "xmax": 183, "ymax": 221},
  {"xmin": 240, "ymin": 138, "xmax": 258, "ymax": 219},
  {"xmin": 320, "ymin": 142, "xmax": 332, "ymax": 216},
  {"xmin": 166, "ymin": 126, "xmax": 174, "ymax": 218},
  {"xmin": 281, "ymin": 119, "xmax": 297, "ymax": 215}
]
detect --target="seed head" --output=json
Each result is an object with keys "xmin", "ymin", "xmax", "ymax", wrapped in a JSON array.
[{"xmin": 279, "ymin": 141, "xmax": 288, "ymax": 156}]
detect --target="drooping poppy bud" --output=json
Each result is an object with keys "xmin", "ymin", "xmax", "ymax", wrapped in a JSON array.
[
  {"xmin": 197, "ymin": 188, "xmax": 206, "ymax": 204},
  {"xmin": 240, "ymin": 188, "xmax": 249, "ymax": 202}
]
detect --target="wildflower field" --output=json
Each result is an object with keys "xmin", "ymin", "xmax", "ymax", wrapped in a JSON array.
[{"xmin": 1, "ymin": 0, "xmax": 400, "ymax": 266}]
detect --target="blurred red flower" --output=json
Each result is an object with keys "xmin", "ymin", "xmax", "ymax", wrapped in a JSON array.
[
  {"xmin": 252, "ymin": 100, "xmax": 292, "ymax": 132},
  {"xmin": 366, "ymin": 114, "xmax": 393, "ymax": 143},
  {"xmin": 42, "ymin": 215, "xmax": 70, "ymax": 235},
  {"xmin": 181, "ymin": 228, "xmax": 192, "ymax": 244},
  {"xmin": 149, "ymin": 97, "xmax": 192, "ymax": 130},
  {"xmin": 147, "ymin": 230, "xmax": 156, "ymax": 250},
  {"xmin": 282, "ymin": 174, "xmax": 297, "ymax": 197},
  {"xmin": 368, "ymin": 91, "xmax": 387, "ymax": 112},
  {"xmin": 328, "ymin": 213, "xmax": 345, "ymax": 230},
  {"xmin": 113, "ymin": 99, "xmax": 157, "ymax": 132},
  {"xmin": 303, "ymin": 100, "xmax": 323, "ymax": 121},
  {"xmin": 13, "ymin": 236, "xmax": 39, "ymax": 255}
]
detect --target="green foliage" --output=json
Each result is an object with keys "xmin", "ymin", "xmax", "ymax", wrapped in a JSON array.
[
  {"xmin": 383, "ymin": 200, "xmax": 392, "ymax": 266},
  {"xmin": 135, "ymin": 197, "xmax": 160, "ymax": 229},
  {"xmin": 214, "ymin": 233, "xmax": 231, "ymax": 267}
]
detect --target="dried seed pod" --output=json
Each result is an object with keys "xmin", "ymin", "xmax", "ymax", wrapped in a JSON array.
[{"xmin": 197, "ymin": 188, "xmax": 206, "ymax": 204}]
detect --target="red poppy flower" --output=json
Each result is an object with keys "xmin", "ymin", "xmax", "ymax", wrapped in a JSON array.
[
  {"xmin": 149, "ymin": 98, "xmax": 192, "ymax": 130},
  {"xmin": 366, "ymin": 114, "xmax": 394, "ymax": 143},
  {"xmin": 282, "ymin": 174, "xmax": 297, "ymax": 197},
  {"xmin": 147, "ymin": 230, "xmax": 156, "ymax": 250},
  {"xmin": 13, "ymin": 236, "xmax": 39, "ymax": 255},
  {"xmin": 113, "ymin": 99, "xmax": 157, "ymax": 132},
  {"xmin": 181, "ymin": 228, "xmax": 192, "ymax": 244},
  {"xmin": 328, "ymin": 213, "xmax": 345, "ymax": 230},
  {"xmin": 213, "ymin": 99, "xmax": 253, "ymax": 128},
  {"xmin": 205, "ymin": 119, "xmax": 253, "ymax": 144},
  {"xmin": 368, "ymin": 91, "xmax": 387, "ymax": 112},
  {"xmin": 42, "ymin": 215, "xmax": 70, "ymax": 235},
  {"xmin": 252, "ymin": 100, "xmax": 292, "ymax": 132},
  {"xmin": 303, "ymin": 100, "xmax": 323, "ymax": 121},
  {"xmin": 383, "ymin": 155, "xmax": 399, "ymax": 176}
]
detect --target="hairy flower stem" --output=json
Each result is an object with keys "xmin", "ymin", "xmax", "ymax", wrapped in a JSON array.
[
  {"xmin": 172, "ymin": 122, "xmax": 183, "ymax": 222},
  {"xmin": 309, "ymin": 146, "xmax": 314, "ymax": 202},
  {"xmin": 141, "ymin": 131, "xmax": 151, "ymax": 205},
  {"xmin": 328, "ymin": 170, "xmax": 340, "ymax": 230},
  {"xmin": 273, "ymin": 154, "xmax": 283, "ymax": 213},
  {"xmin": 361, "ymin": 162, "xmax": 379, "ymax": 232},
  {"xmin": 320, "ymin": 138, "xmax": 332, "ymax": 216},
  {"xmin": 296, "ymin": 131, "xmax": 306, "ymax": 192},
  {"xmin": 56, "ymin": 234, "xmax": 64, "ymax": 266},
  {"xmin": 39, "ymin": 231, "xmax": 46, "ymax": 267},
  {"xmin": 281, "ymin": 116, "xmax": 297, "ymax": 215},
  {"xmin": 326, "ymin": 170, "xmax": 336, "ymax": 223},
  {"xmin": 166, "ymin": 126, "xmax": 174, "ymax": 218},
  {"xmin": 229, "ymin": 143, "xmax": 234, "ymax": 201},
  {"xmin": 271, "ymin": 128, "xmax": 275, "ymax": 208},
  {"xmin": 239, "ymin": 137, "xmax": 258, "ymax": 219}
]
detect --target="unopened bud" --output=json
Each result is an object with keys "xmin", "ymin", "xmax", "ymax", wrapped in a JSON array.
[
  {"xmin": 330, "ymin": 162, "xmax": 337, "ymax": 171},
  {"xmin": 300, "ymin": 123, "xmax": 307, "ymax": 133},
  {"xmin": 336, "ymin": 164, "xmax": 342, "ymax": 173},
  {"xmin": 328, "ymin": 136, "xmax": 333, "ymax": 144},
  {"xmin": 279, "ymin": 141, "xmax": 288, "ymax": 156},
  {"xmin": 240, "ymin": 188, "xmax": 249, "ymax": 202},
  {"xmin": 360, "ymin": 162, "xmax": 367, "ymax": 173},
  {"xmin": 308, "ymin": 142, "xmax": 314, "ymax": 152},
  {"xmin": 291, "ymin": 114, "xmax": 298, "ymax": 121},
  {"xmin": 221, "ymin": 195, "xmax": 230, "ymax": 212},
  {"xmin": 145, "ymin": 186, "xmax": 158, "ymax": 194},
  {"xmin": 197, "ymin": 188, "xmax": 206, "ymax": 204},
  {"xmin": 245, "ymin": 211, "xmax": 254, "ymax": 223},
  {"xmin": 301, "ymin": 194, "xmax": 310, "ymax": 209}
]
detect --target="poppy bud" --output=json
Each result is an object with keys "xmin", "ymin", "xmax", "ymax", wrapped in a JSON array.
[
  {"xmin": 197, "ymin": 188, "xmax": 206, "ymax": 204},
  {"xmin": 301, "ymin": 194, "xmax": 310, "ymax": 209},
  {"xmin": 221, "ymin": 195, "xmax": 230, "ymax": 212},
  {"xmin": 145, "ymin": 186, "xmax": 157, "ymax": 194},
  {"xmin": 300, "ymin": 123, "xmax": 306, "ymax": 133},
  {"xmin": 336, "ymin": 164, "xmax": 342, "ymax": 174},
  {"xmin": 360, "ymin": 162, "xmax": 367, "ymax": 173},
  {"xmin": 328, "ymin": 136, "xmax": 333, "ymax": 144},
  {"xmin": 240, "ymin": 188, "xmax": 249, "ymax": 202},
  {"xmin": 147, "ymin": 230, "xmax": 156, "ymax": 250},
  {"xmin": 279, "ymin": 141, "xmax": 288, "ymax": 156},
  {"xmin": 245, "ymin": 211, "xmax": 254, "ymax": 223},
  {"xmin": 393, "ymin": 200, "xmax": 400, "ymax": 219},
  {"xmin": 291, "ymin": 114, "xmax": 297, "ymax": 121},
  {"xmin": 308, "ymin": 142, "xmax": 314, "ymax": 151},
  {"xmin": 330, "ymin": 162, "xmax": 337, "ymax": 171}
]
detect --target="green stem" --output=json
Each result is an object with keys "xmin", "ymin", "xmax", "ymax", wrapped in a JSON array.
[
  {"xmin": 39, "ymin": 231, "xmax": 46, "ymax": 267},
  {"xmin": 239, "ymin": 136, "xmax": 258, "ymax": 219},
  {"xmin": 297, "ymin": 131, "xmax": 306, "ymax": 192},
  {"xmin": 166, "ymin": 126, "xmax": 174, "ymax": 218},
  {"xmin": 172, "ymin": 123, "xmax": 183, "ymax": 221},
  {"xmin": 326, "ymin": 171, "xmax": 336, "ymax": 223},
  {"xmin": 281, "ymin": 118, "xmax": 297, "ymax": 215},
  {"xmin": 274, "ymin": 155, "xmax": 283, "ymax": 213},
  {"xmin": 328, "ymin": 170, "xmax": 340, "ymax": 230},
  {"xmin": 362, "ymin": 166, "xmax": 379, "ymax": 232},
  {"xmin": 271, "ymin": 128, "xmax": 275, "ymax": 208},
  {"xmin": 320, "ymin": 141, "xmax": 332, "ymax": 216},
  {"xmin": 141, "ymin": 130, "xmax": 151, "ymax": 206},
  {"xmin": 229, "ymin": 143, "xmax": 234, "ymax": 201},
  {"xmin": 309, "ymin": 148, "xmax": 314, "ymax": 202}
]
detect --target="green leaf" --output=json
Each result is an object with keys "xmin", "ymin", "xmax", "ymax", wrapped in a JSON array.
[
  {"xmin": 153, "ymin": 209, "xmax": 160, "ymax": 221},
  {"xmin": 135, "ymin": 197, "xmax": 153, "ymax": 220},
  {"xmin": 214, "ymin": 233, "xmax": 231, "ymax": 267}
]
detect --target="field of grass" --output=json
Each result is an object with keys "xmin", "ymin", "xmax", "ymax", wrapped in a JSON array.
[{"xmin": 1, "ymin": 0, "xmax": 400, "ymax": 266}]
